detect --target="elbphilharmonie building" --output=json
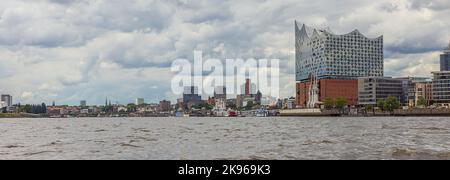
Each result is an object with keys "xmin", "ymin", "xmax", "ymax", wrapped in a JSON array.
[
  {"xmin": 295, "ymin": 21, "xmax": 384, "ymax": 108},
  {"xmin": 295, "ymin": 21, "xmax": 384, "ymax": 82}
]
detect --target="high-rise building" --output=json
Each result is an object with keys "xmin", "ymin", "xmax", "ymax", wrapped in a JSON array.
[
  {"xmin": 80, "ymin": 100, "xmax": 87, "ymax": 107},
  {"xmin": 358, "ymin": 77, "xmax": 408, "ymax": 105},
  {"xmin": 432, "ymin": 71, "xmax": 450, "ymax": 106},
  {"xmin": 1, "ymin": 94, "xmax": 12, "ymax": 107},
  {"xmin": 440, "ymin": 41, "xmax": 450, "ymax": 71},
  {"xmin": 136, "ymin": 98, "xmax": 145, "ymax": 105},
  {"xmin": 295, "ymin": 21, "xmax": 383, "ymax": 107}
]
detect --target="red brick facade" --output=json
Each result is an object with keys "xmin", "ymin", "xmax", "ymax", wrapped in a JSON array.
[{"xmin": 296, "ymin": 79, "xmax": 358, "ymax": 108}]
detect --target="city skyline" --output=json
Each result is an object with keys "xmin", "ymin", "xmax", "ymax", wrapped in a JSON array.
[{"xmin": 0, "ymin": 0, "xmax": 450, "ymax": 105}]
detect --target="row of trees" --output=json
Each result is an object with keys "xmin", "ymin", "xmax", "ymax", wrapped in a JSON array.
[
  {"xmin": 18, "ymin": 103, "xmax": 47, "ymax": 114},
  {"xmin": 323, "ymin": 96, "xmax": 403, "ymax": 113},
  {"xmin": 375, "ymin": 96, "xmax": 401, "ymax": 112},
  {"xmin": 323, "ymin": 97, "xmax": 348, "ymax": 110}
]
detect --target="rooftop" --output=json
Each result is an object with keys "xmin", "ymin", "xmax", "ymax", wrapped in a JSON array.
[
  {"xmin": 295, "ymin": 21, "xmax": 382, "ymax": 43},
  {"xmin": 446, "ymin": 40, "xmax": 450, "ymax": 53}
]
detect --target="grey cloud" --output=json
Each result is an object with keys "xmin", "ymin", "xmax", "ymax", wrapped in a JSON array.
[{"xmin": 410, "ymin": 0, "xmax": 450, "ymax": 11}]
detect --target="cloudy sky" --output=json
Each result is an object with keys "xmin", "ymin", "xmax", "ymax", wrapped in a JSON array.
[{"xmin": 0, "ymin": 0, "xmax": 449, "ymax": 105}]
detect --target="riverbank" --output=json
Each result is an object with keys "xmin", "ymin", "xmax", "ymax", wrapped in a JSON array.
[
  {"xmin": 280, "ymin": 109, "xmax": 450, "ymax": 117},
  {"xmin": 3, "ymin": 108, "xmax": 450, "ymax": 118},
  {"xmin": 0, "ymin": 113, "xmax": 23, "ymax": 118}
]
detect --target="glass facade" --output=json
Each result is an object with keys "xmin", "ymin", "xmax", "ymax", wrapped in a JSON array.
[
  {"xmin": 295, "ymin": 22, "xmax": 384, "ymax": 82},
  {"xmin": 432, "ymin": 71, "xmax": 450, "ymax": 104},
  {"xmin": 358, "ymin": 77, "xmax": 408, "ymax": 105},
  {"xmin": 441, "ymin": 54, "xmax": 450, "ymax": 71}
]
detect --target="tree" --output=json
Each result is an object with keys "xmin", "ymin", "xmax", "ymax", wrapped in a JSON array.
[
  {"xmin": 385, "ymin": 96, "xmax": 401, "ymax": 112},
  {"xmin": 335, "ymin": 97, "xmax": 348, "ymax": 110},
  {"xmin": 246, "ymin": 101, "xmax": 254, "ymax": 110},
  {"xmin": 377, "ymin": 99, "xmax": 386, "ymax": 111},
  {"xmin": 366, "ymin": 105, "xmax": 374, "ymax": 111},
  {"xmin": 417, "ymin": 96, "xmax": 427, "ymax": 107},
  {"xmin": 204, "ymin": 104, "xmax": 214, "ymax": 110},
  {"xmin": 323, "ymin": 97, "xmax": 334, "ymax": 109},
  {"xmin": 126, "ymin": 103, "xmax": 137, "ymax": 112},
  {"xmin": 41, "ymin": 103, "xmax": 47, "ymax": 114}
]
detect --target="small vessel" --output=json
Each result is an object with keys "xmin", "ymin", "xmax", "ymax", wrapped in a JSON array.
[
  {"xmin": 256, "ymin": 109, "xmax": 269, "ymax": 117},
  {"xmin": 228, "ymin": 111, "xmax": 237, "ymax": 117},
  {"xmin": 175, "ymin": 111, "xmax": 186, "ymax": 117}
]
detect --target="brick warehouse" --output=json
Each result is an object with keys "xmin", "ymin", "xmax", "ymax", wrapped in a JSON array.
[{"xmin": 296, "ymin": 79, "xmax": 358, "ymax": 108}]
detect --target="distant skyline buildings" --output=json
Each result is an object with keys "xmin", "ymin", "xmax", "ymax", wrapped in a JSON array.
[
  {"xmin": 440, "ymin": 41, "xmax": 450, "ymax": 71},
  {"xmin": 80, "ymin": 100, "xmax": 87, "ymax": 107},
  {"xmin": 432, "ymin": 43, "xmax": 450, "ymax": 106},
  {"xmin": 183, "ymin": 86, "xmax": 202, "ymax": 108},
  {"xmin": 214, "ymin": 86, "xmax": 227, "ymax": 101},
  {"xmin": 136, "ymin": 98, "xmax": 145, "ymax": 105},
  {"xmin": 1, "ymin": 94, "xmax": 12, "ymax": 108},
  {"xmin": 1, "ymin": 94, "xmax": 12, "ymax": 107}
]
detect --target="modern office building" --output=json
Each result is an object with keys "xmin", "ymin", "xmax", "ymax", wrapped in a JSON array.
[
  {"xmin": 440, "ymin": 41, "xmax": 450, "ymax": 71},
  {"xmin": 136, "ymin": 98, "xmax": 145, "ymax": 105},
  {"xmin": 1, "ymin": 94, "xmax": 12, "ymax": 107},
  {"xmin": 394, "ymin": 77, "xmax": 433, "ymax": 107},
  {"xmin": 295, "ymin": 21, "xmax": 384, "ymax": 107},
  {"xmin": 358, "ymin": 77, "xmax": 408, "ymax": 105},
  {"xmin": 432, "ymin": 71, "xmax": 450, "ymax": 106},
  {"xmin": 80, "ymin": 100, "xmax": 87, "ymax": 107}
]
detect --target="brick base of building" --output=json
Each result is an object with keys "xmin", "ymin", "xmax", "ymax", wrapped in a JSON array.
[{"xmin": 296, "ymin": 79, "xmax": 358, "ymax": 108}]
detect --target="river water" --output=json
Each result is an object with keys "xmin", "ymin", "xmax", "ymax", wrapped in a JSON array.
[{"xmin": 0, "ymin": 117, "xmax": 449, "ymax": 160}]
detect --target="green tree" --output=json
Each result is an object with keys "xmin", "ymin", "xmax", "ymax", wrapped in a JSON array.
[
  {"xmin": 246, "ymin": 101, "xmax": 254, "ymax": 110},
  {"xmin": 335, "ymin": 97, "xmax": 348, "ymax": 110},
  {"xmin": 204, "ymin": 104, "xmax": 214, "ymax": 110},
  {"xmin": 21, "ymin": 104, "xmax": 32, "ymax": 113},
  {"xmin": 323, "ymin": 97, "xmax": 334, "ymax": 109},
  {"xmin": 126, "ymin": 103, "xmax": 137, "ymax": 112},
  {"xmin": 417, "ymin": 96, "xmax": 427, "ymax": 107},
  {"xmin": 377, "ymin": 99, "xmax": 386, "ymax": 111},
  {"xmin": 385, "ymin": 96, "xmax": 401, "ymax": 112},
  {"xmin": 41, "ymin": 103, "xmax": 47, "ymax": 114}
]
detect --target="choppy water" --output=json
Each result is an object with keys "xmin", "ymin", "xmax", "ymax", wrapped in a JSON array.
[{"xmin": 0, "ymin": 117, "xmax": 449, "ymax": 160}]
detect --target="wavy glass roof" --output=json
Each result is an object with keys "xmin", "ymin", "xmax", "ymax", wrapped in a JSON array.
[{"xmin": 295, "ymin": 21, "xmax": 382, "ymax": 43}]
